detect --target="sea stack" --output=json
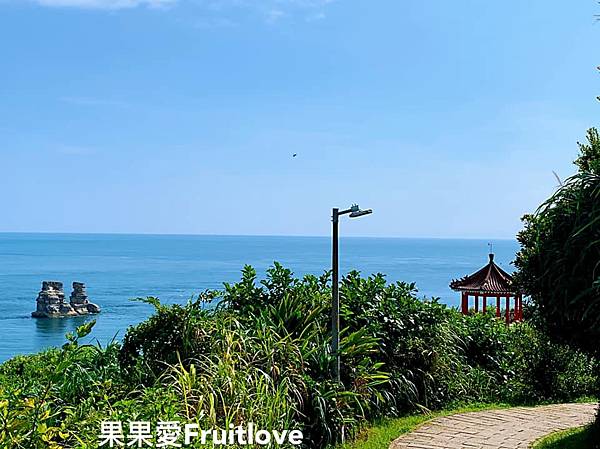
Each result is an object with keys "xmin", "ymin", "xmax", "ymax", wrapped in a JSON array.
[
  {"xmin": 69, "ymin": 282, "xmax": 101, "ymax": 314},
  {"xmin": 32, "ymin": 281, "xmax": 101, "ymax": 318}
]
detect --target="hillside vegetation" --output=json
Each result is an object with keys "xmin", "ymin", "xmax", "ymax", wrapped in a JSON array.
[{"xmin": 1, "ymin": 264, "xmax": 597, "ymax": 448}]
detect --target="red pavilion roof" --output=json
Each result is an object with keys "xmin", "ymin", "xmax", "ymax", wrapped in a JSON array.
[{"xmin": 450, "ymin": 254, "xmax": 515, "ymax": 294}]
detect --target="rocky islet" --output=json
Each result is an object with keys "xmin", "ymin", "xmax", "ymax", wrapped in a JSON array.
[{"xmin": 32, "ymin": 281, "xmax": 101, "ymax": 318}]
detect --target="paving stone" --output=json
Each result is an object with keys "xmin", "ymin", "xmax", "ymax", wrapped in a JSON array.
[{"xmin": 390, "ymin": 403, "xmax": 597, "ymax": 449}]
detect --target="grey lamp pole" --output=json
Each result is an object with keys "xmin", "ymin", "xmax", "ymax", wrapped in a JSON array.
[{"xmin": 331, "ymin": 204, "xmax": 372, "ymax": 382}]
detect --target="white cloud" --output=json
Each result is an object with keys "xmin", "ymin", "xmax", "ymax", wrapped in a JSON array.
[
  {"xmin": 193, "ymin": 15, "xmax": 237, "ymax": 28},
  {"xmin": 242, "ymin": 0, "xmax": 334, "ymax": 24},
  {"xmin": 33, "ymin": 0, "xmax": 175, "ymax": 9},
  {"xmin": 264, "ymin": 8, "xmax": 285, "ymax": 23},
  {"xmin": 32, "ymin": 0, "xmax": 334, "ymax": 9},
  {"xmin": 306, "ymin": 11, "xmax": 325, "ymax": 21},
  {"xmin": 29, "ymin": 0, "xmax": 336, "ymax": 22}
]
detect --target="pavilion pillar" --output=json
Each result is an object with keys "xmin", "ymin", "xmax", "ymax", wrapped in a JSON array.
[
  {"xmin": 461, "ymin": 292, "xmax": 468, "ymax": 315},
  {"xmin": 482, "ymin": 295, "xmax": 487, "ymax": 313},
  {"xmin": 517, "ymin": 294, "xmax": 523, "ymax": 321},
  {"xmin": 496, "ymin": 296, "xmax": 501, "ymax": 318},
  {"xmin": 505, "ymin": 296, "xmax": 510, "ymax": 325},
  {"xmin": 475, "ymin": 294, "xmax": 479, "ymax": 313}
]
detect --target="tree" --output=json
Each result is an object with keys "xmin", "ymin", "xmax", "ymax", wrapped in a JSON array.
[
  {"xmin": 514, "ymin": 129, "xmax": 600, "ymax": 355},
  {"xmin": 574, "ymin": 127, "xmax": 600, "ymax": 175}
]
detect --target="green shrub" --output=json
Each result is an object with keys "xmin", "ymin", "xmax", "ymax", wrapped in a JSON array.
[
  {"xmin": 0, "ymin": 264, "xmax": 597, "ymax": 448},
  {"xmin": 514, "ymin": 129, "xmax": 600, "ymax": 355}
]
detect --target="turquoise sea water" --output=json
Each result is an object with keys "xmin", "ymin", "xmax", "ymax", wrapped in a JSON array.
[{"xmin": 0, "ymin": 233, "xmax": 519, "ymax": 362}]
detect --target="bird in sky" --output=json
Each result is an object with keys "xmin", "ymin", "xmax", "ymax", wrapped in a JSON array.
[{"xmin": 292, "ymin": 153, "xmax": 297, "ymax": 158}]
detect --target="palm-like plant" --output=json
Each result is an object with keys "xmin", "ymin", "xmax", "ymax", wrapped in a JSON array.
[{"xmin": 515, "ymin": 153, "xmax": 600, "ymax": 354}]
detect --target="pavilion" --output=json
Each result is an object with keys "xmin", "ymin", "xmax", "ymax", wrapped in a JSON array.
[{"xmin": 450, "ymin": 253, "xmax": 522, "ymax": 324}]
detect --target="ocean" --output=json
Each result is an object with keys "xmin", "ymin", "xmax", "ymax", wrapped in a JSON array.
[{"xmin": 0, "ymin": 233, "xmax": 519, "ymax": 362}]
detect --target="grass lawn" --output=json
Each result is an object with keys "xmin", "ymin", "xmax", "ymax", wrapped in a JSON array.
[
  {"xmin": 340, "ymin": 403, "xmax": 510, "ymax": 449},
  {"xmin": 533, "ymin": 426, "xmax": 594, "ymax": 449}
]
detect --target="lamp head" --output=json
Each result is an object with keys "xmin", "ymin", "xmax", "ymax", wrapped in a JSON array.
[{"xmin": 349, "ymin": 208, "xmax": 373, "ymax": 218}]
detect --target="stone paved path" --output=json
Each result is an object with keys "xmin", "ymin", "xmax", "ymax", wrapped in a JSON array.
[{"xmin": 390, "ymin": 403, "xmax": 597, "ymax": 449}]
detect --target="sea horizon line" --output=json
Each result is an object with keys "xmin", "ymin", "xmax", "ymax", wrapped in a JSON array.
[{"xmin": 0, "ymin": 231, "xmax": 518, "ymax": 241}]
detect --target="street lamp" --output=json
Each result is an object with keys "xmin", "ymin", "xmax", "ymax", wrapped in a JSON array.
[{"xmin": 331, "ymin": 204, "xmax": 372, "ymax": 382}]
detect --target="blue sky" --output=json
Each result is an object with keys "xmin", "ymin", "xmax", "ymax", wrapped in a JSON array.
[{"xmin": 0, "ymin": 0, "xmax": 598, "ymax": 238}]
